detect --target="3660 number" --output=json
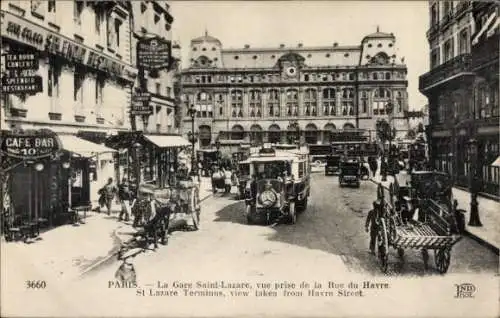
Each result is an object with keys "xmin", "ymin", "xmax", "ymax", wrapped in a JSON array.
[{"xmin": 26, "ymin": 280, "xmax": 46, "ymax": 289}]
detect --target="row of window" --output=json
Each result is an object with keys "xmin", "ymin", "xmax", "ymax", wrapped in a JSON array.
[
  {"xmin": 187, "ymin": 71, "xmax": 404, "ymax": 84},
  {"xmin": 435, "ymin": 83, "xmax": 499, "ymax": 124},
  {"xmin": 189, "ymin": 88, "xmax": 403, "ymax": 102},
  {"xmin": 430, "ymin": 28, "xmax": 470, "ymax": 68}
]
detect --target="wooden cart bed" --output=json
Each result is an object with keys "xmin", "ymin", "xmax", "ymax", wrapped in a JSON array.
[{"xmin": 393, "ymin": 224, "xmax": 461, "ymax": 249}]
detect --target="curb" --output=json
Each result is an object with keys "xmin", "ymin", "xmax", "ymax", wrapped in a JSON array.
[
  {"xmin": 79, "ymin": 190, "xmax": 214, "ymax": 278},
  {"xmin": 463, "ymin": 229, "xmax": 499, "ymax": 255}
]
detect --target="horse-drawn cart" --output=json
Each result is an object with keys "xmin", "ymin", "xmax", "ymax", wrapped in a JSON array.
[{"xmin": 374, "ymin": 171, "xmax": 464, "ymax": 274}]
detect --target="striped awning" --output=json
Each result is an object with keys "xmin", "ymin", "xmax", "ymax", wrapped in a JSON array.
[{"xmin": 144, "ymin": 135, "xmax": 191, "ymax": 148}]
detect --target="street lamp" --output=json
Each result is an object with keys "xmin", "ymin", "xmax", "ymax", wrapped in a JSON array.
[
  {"xmin": 385, "ymin": 102, "xmax": 394, "ymax": 175},
  {"xmin": 187, "ymin": 104, "xmax": 199, "ymax": 178},
  {"xmin": 467, "ymin": 138, "xmax": 482, "ymax": 226}
]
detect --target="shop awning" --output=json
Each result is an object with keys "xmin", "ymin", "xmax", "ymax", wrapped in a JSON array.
[
  {"xmin": 144, "ymin": 135, "xmax": 191, "ymax": 148},
  {"xmin": 59, "ymin": 135, "xmax": 117, "ymax": 157},
  {"xmin": 491, "ymin": 156, "xmax": 500, "ymax": 167}
]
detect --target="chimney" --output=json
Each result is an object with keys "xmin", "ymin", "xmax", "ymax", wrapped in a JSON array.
[
  {"xmin": 298, "ymin": 43, "xmax": 303, "ymax": 48},
  {"xmin": 280, "ymin": 44, "xmax": 285, "ymax": 48},
  {"xmin": 333, "ymin": 42, "xmax": 338, "ymax": 47},
  {"xmin": 244, "ymin": 44, "xmax": 250, "ymax": 49}
]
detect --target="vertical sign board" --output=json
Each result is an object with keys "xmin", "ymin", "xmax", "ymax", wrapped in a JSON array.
[
  {"xmin": 1, "ymin": 52, "xmax": 43, "ymax": 94},
  {"xmin": 131, "ymin": 91, "xmax": 153, "ymax": 116}
]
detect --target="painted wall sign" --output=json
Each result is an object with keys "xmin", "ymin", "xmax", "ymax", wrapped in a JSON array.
[
  {"xmin": 2, "ymin": 75, "xmax": 43, "ymax": 94},
  {"xmin": 1, "ymin": 11, "xmax": 137, "ymax": 81},
  {"xmin": 0, "ymin": 131, "xmax": 61, "ymax": 160},
  {"xmin": 137, "ymin": 37, "xmax": 172, "ymax": 71}
]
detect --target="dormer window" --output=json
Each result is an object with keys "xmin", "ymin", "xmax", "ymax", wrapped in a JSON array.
[
  {"xmin": 202, "ymin": 47, "xmax": 207, "ymax": 51},
  {"xmin": 377, "ymin": 43, "xmax": 382, "ymax": 48}
]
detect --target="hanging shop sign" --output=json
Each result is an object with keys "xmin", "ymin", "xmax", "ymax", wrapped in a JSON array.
[
  {"xmin": 1, "ymin": 11, "xmax": 137, "ymax": 81},
  {"xmin": 0, "ymin": 130, "xmax": 61, "ymax": 160},
  {"xmin": 137, "ymin": 37, "xmax": 172, "ymax": 71},
  {"xmin": 2, "ymin": 75, "xmax": 43, "ymax": 94},
  {"xmin": 131, "ymin": 92, "xmax": 153, "ymax": 116},
  {"xmin": 5, "ymin": 53, "xmax": 39, "ymax": 70}
]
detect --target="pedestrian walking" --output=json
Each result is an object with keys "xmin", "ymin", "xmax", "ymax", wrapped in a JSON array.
[
  {"xmin": 365, "ymin": 200, "xmax": 381, "ymax": 255},
  {"xmin": 381, "ymin": 157, "xmax": 388, "ymax": 181},
  {"xmin": 118, "ymin": 178, "xmax": 132, "ymax": 222},
  {"xmin": 99, "ymin": 178, "xmax": 117, "ymax": 216},
  {"xmin": 368, "ymin": 156, "xmax": 378, "ymax": 177}
]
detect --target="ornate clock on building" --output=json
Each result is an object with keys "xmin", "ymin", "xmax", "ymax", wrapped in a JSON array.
[{"xmin": 285, "ymin": 66, "xmax": 297, "ymax": 77}]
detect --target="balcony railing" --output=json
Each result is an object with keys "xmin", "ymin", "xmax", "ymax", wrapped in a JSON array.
[
  {"xmin": 419, "ymin": 53, "xmax": 473, "ymax": 91},
  {"xmin": 471, "ymin": 33, "xmax": 499, "ymax": 70},
  {"xmin": 455, "ymin": 1, "xmax": 471, "ymax": 18}
]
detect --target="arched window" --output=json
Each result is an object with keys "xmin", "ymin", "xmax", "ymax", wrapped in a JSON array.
[
  {"xmin": 230, "ymin": 90, "xmax": 243, "ymax": 118},
  {"xmin": 322, "ymin": 88, "xmax": 336, "ymax": 116},
  {"xmin": 231, "ymin": 124, "xmax": 244, "ymax": 140},
  {"xmin": 286, "ymin": 89, "xmax": 299, "ymax": 116},
  {"xmin": 304, "ymin": 88, "xmax": 317, "ymax": 116},
  {"xmin": 267, "ymin": 89, "xmax": 280, "ymax": 117},
  {"xmin": 343, "ymin": 123, "xmax": 355, "ymax": 130},
  {"xmin": 324, "ymin": 123, "xmax": 336, "ymax": 142},
  {"xmin": 249, "ymin": 90, "xmax": 262, "ymax": 118}
]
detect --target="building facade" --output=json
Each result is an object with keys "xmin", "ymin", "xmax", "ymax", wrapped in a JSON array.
[
  {"xmin": 419, "ymin": 0, "xmax": 499, "ymax": 198},
  {"xmin": 180, "ymin": 30, "xmax": 410, "ymax": 151},
  {"xmin": 130, "ymin": 0, "xmax": 177, "ymax": 134}
]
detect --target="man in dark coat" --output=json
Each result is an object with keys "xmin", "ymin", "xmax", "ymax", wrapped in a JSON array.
[
  {"xmin": 368, "ymin": 156, "xmax": 378, "ymax": 177},
  {"xmin": 365, "ymin": 200, "xmax": 381, "ymax": 254},
  {"xmin": 118, "ymin": 178, "xmax": 132, "ymax": 222}
]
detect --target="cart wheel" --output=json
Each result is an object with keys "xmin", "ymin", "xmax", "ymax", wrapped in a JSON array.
[
  {"xmin": 397, "ymin": 248, "xmax": 405, "ymax": 260},
  {"xmin": 288, "ymin": 202, "xmax": 297, "ymax": 224},
  {"xmin": 377, "ymin": 218, "xmax": 389, "ymax": 273},
  {"xmin": 388, "ymin": 217, "xmax": 397, "ymax": 241},
  {"xmin": 435, "ymin": 248, "xmax": 451, "ymax": 274},
  {"xmin": 422, "ymin": 249, "xmax": 430, "ymax": 270},
  {"xmin": 245, "ymin": 205, "xmax": 254, "ymax": 225}
]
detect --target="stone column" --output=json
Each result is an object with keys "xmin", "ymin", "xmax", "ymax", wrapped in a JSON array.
[
  {"xmin": 280, "ymin": 88, "xmax": 286, "ymax": 118},
  {"xmin": 336, "ymin": 88, "xmax": 342, "ymax": 117},
  {"xmin": 298, "ymin": 87, "xmax": 304, "ymax": 117}
]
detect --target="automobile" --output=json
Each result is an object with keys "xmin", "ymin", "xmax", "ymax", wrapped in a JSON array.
[
  {"xmin": 243, "ymin": 145, "xmax": 310, "ymax": 225},
  {"xmin": 325, "ymin": 155, "xmax": 341, "ymax": 176},
  {"xmin": 339, "ymin": 158, "xmax": 360, "ymax": 187}
]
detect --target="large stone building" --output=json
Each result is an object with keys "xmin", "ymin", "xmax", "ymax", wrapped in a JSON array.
[
  {"xmin": 180, "ymin": 30, "xmax": 410, "ymax": 150},
  {"xmin": 419, "ymin": 0, "xmax": 499, "ymax": 198}
]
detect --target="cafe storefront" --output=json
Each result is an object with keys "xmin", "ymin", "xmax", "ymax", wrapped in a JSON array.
[{"xmin": 1, "ymin": 129, "xmax": 116, "ymax": 240}]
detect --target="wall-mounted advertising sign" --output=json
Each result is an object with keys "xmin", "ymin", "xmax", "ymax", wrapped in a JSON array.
[
  {"xmin": 5, "ymin": 53, "xmax": 39, "ymax": 70},
  {"xmin": 137, "ymin": 37, "xmax": 172, "ymax": 71},
  {"xmin": 0, "ymin": 131, "xmax": 61, "ymax": 160},
  {"xmin": 131, "ymin": 92, "xmax": 153, "ymax": 116},
  {"xmin": 2, "ymin": 75, "xmax": 43, "ymax": 94}
]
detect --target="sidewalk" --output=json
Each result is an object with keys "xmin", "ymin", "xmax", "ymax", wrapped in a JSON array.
[
  {"xmin": 370, "ymin": 172, "xmax": 500, "ymax": 254},
  {"xmin": 1, "ymin": 209, "xmax": 134, "ymax": 281}
]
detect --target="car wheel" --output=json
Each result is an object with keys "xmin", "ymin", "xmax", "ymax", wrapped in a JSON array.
[{"xmin": 288, "ymin": 202, "xmax": 297, "ymax": 224}]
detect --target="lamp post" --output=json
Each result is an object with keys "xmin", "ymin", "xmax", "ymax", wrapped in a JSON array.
[
  {"xmin": 215, "ymin": 138, "xmax": 221, "ymax": 166},
  {"xmin": 187, "ymin": 104, "xmax": 198, "ymax": 178},
  {"xmin": 385, "ymin": 102, "xmax": 394, "ymax": 175},
  {"xmin": 467, "ymin": 138, "xmax": 482, "ymax": 226}
]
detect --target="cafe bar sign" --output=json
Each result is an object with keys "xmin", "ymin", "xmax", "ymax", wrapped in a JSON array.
[
  {"xmin": 0, "ymin": 131, "xmax": 61, "ymax": 160},
  {"xmin": 1, "ymin": 10, "xmax": 137, "ymax": 81}
]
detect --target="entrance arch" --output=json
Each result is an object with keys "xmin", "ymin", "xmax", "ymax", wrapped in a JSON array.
[
  {"xmin": 324, "ymin": 123, "xmax": 337, "ymax": 143},
  {"xmin": 199, "ymin": 125, "xmax": 211, "ymax": 148},
  {"xmin": 250, "ymin": 124, "xmax": 263, "ymax": 146},
  {"xmin": 343, "ymin": 122, "xmax": 355, "ymax": 130},
  {"xmin": 305, "ymin": 123, "xmax": 318, "ymax": 144},
  {"xmin": 268, "ymin": 124, "xmax": 281, "ymax": 144},
  {"xmin": 231, "ymin": 124, "xmax": 244, "ymax": 140}
]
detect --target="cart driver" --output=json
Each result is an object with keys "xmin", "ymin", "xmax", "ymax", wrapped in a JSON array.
[{"xmin": 365, "ymin": 200, "xmax": 381, "ymax": 255}]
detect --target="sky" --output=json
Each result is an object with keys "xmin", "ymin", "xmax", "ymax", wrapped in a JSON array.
[{"xmin": 170, "ymin": 1, "xmax": 430, "ymax": 110}]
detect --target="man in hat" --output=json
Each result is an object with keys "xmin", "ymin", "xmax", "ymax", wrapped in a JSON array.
[
  {"xmin": 365, "ymin": 200, "xmax": 381, "ymax": 255},
  {"xmin": 100, "ymin": 178, "xmax": 117, "ymax": 215},
  {"xmin": 118, "ymin": 178, "xmax": 132, "ymax": 222}
]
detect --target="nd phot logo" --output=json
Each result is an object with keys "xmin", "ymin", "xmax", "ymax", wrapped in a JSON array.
[{"xmin": 454, "ymin": 283, "xmax": 476, "ymax": 298}]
